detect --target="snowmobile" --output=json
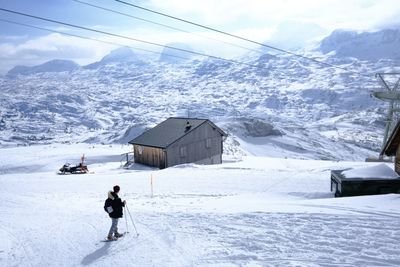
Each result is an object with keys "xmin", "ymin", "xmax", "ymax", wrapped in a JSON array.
[
  {"xmin": 58, "ymin": 154, "xmax": 89, "ymax": 174},
  {"xmin": 58, "ymin": 163, "xmax": 89, "ymax": 174}
]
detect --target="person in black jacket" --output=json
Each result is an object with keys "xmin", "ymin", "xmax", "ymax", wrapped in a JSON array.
[{"xmin": 104, "ymin": 185, "xmax": 126, "ymax": 240}]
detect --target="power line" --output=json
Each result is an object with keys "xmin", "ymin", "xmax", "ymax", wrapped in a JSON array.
[
  {"xmin": 0, "ymin": 7, "xmax": 263, "ymax": 69},
  {"xmin": 0, "ymin": 8, "xmax": 378, "ymax": 84},
  {"xmin": 72, "ymin": 0, "xmax": 266, "ymax": 56},
  {"xmin": 0, "ymin": 18, "xmax": 193, "ymax": 62},
  {"xmin": 0, "ymin": 19, "xmax": 327, "ymax": 83},
  {"xmin": 0, "ymin": 19, "xmax": 378, "ymax": 92},
  {"xmin": 115, "ymin": 0, "xmax": 373, "ymax": 79}
]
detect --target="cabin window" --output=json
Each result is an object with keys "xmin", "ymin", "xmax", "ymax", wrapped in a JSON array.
[
  {"xmin": 137, "ymin": 146, "xmax": 143, "ymax": 155},
  {"xmin": 180, "ymin": 146, "xmax": 187, "ymax": 157},
  {"xmin": 205, "ymin": 138, "xmax": 212, "ymax": 149}
]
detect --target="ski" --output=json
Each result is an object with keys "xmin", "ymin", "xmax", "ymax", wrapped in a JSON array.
[
  {"xmin": 101, "ymin": 232, "xmax": 127, "ymax": 242},
  {"xmin": 101, "ymin": 237, "xmax": 118, "ymax": 242}
]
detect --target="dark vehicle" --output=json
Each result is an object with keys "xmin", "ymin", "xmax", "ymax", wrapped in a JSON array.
[{"xmin": 59, "ymin": 163, "xmax": 89, "ymax": 174}]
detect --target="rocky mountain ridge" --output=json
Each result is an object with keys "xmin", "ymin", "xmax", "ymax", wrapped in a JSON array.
[
  {"xmin": 7, "ymin": 59, "xmax": 80, "ymax": 77},
  {"xmin": 319, "ymin": 28, "xmax": 400, "ymax": 61}
]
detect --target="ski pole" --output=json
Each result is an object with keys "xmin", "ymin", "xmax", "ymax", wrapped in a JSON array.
[
  {"xmin": 126, "ymin": 204, "xmax": 139, "ymax": 237},
  {"xmin": 126, "ymin": 204, "xmax": 139, "ymax": 236},
  {"xmin": 124, "ymin": 206, "xmax": 129, "ymax": 233}
]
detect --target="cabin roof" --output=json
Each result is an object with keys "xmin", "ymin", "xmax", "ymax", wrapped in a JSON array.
[
  {"xmin": 381, "ymin": 120, "xmax": 400, "ymax": 156},
  {"xmin": 128, "ymin": 117, "xmax": 227, "ymax": 148}
]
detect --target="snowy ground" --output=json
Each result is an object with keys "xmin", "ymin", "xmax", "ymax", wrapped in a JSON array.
[{"xmin": 1, "ymin": 144, "xmax": 400, "ymax": 266}]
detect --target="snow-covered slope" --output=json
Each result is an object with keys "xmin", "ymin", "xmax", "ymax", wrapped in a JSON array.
[
  {"xmin": 0, "ymin": 144, "xmax": 399, "ymax": 266},
  {"xmin": 1, "ymin": 29, "xmax": 399, "ymax": 160}
]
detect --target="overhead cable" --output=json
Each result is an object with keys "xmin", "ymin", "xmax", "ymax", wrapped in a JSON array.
[
  {"xmin": 0, "ymin": 18, "xmax": 379, "ymax": 91},
  {"xmin": 115, "ymin": 0, "xmax": 373, "ymax": 79},
  {"xmin": 72, "ymin": 0, "xmax": 266, "ymax": 56},
  {"xmin": 0, "ymin": 18, "xmax": 192, "ymax": 61},
  {"xmin": 0, "ymin": 8, "xmax": 263, "ymax": 69}
]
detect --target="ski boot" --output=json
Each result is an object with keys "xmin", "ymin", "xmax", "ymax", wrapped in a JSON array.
[{"xmin": 114, "ymin": 232, "xmax": 123, "ymax": 238}]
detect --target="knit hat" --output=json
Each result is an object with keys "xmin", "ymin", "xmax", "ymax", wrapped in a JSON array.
[{"xmin": 113, "ymin": 185, "xmax": 120, "ymax": 193}]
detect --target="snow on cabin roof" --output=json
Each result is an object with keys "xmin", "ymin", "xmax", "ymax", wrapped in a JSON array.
[
  {"xmin": 128, "ymin": 117, "xmax": 227, "ymax": 148},
  {"xmin": 342, "ymin": 164, "xmax": 399, "ymax": 179}
]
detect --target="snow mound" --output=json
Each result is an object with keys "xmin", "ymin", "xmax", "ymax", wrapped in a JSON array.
[{"xmin": 342, "ymin": 163, "xmax": 399, "ymax": 179}]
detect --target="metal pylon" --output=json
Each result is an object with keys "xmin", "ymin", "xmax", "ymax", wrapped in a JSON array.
[{"xmin": 371, "ymin": 73, "xmax": 400, "ymax": 158}]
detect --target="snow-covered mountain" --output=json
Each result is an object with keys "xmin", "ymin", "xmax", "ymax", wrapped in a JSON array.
[
  {"xmin": 320, "ymin": 28, "xmax": 400, "ymax": 61},
  {"xmin": 84, "ymin": 47, "xmax": 143, "ymax": 69},
  {"xmin": 1, "ymin": 29, "xmax": 399, "ymax": 161},
  {"xmin": 6, "ymin": 59, "xmax": 79, "ymax": 77},
  {"xmin": 159, "ymin": 42, "xmax": 195, "ymax": 63}
]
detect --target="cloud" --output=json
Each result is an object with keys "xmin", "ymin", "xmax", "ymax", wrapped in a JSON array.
[
  {"xmin": 148, "ymin": 0, "xmax": 283, "ymax": 26},
  {"xmin": 0, "ymin": 35, "xmax": 29, "ymax": 42},
  {"xmin": 148, "ymin": 0, "xmax": 400, "ymax": 31},
  {"xmin": 116, "ymin": 26, "xmax": 274, "ymax": 58},
  {"xmin": 1, "ymin": 0, "xmax": 399, "ymax": 74},
  {"xmin": 0, "ymin": 33, "xmax": 114, "ymax": 74},
  {"xmin": 266, "ymin": 21, "xmax": 328, "ymax": 51},
  {"xmin": 370, "ymin": 4, "xmax": 400, "ymax": 30}
]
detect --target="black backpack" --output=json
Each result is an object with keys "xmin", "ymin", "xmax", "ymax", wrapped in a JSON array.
[{"xmin": 104, "ymin": 198, "xmax": 113, "ymax": 214}]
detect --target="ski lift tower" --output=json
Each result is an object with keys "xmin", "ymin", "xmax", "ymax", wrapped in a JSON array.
[{"xmin": 371, "ymin": 73, "xmax": 400, "ymax": 159}]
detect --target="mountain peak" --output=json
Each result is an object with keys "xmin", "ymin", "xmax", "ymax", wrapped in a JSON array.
[
  {"xmin": 159, "ymin": 43, "xmax": 194, "ymax": 63},
  {"xmin": 83, "ymin": 47, "xmax": 140, "ymax": 69},
  {"xmin": 101, "ymin": 47, "xmax": 138, "ymax": 63},
  {"xmin": 319, "ymin": 28, "xmax": 400, "ymax": 61}
]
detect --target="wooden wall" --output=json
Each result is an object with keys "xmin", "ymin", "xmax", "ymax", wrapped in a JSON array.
[
  {"xmin": 133, "ymin": 145, "xmax": 166, "ymax": 168},
  {"xmin": 166, "ymin": 122, "xmax": 223, "ymax": 168}
]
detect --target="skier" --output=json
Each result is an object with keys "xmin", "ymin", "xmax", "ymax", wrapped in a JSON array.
[{"xmin": 104, "ymin": 185, "xmax": 126, "ymax": 240}]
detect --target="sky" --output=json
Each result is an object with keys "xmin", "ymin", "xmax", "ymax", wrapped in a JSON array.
[{"xmin": 0, "ymin": 0, "xmax": 399, "ymax": 74}]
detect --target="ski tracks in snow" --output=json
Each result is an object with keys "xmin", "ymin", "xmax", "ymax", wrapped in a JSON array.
[
  {"xmin": 124, "ymin": 213, "xmax": 204, "ymax": 266},
  {"xmin": 81, "ymin": 213, "xmax": 200, "ymax": 266},
  {"xmin": 0, "ymin": 226, "xmax": 33, "ymax": 267},
  {"xmin": 131, "ymin": 212, "xmax": 400, "ymax": 266}
]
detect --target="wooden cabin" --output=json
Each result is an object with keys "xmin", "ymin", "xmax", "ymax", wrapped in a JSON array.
[{"xmin": 128, "ymin": 117, "xmax": 227, "ymax": 169}]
